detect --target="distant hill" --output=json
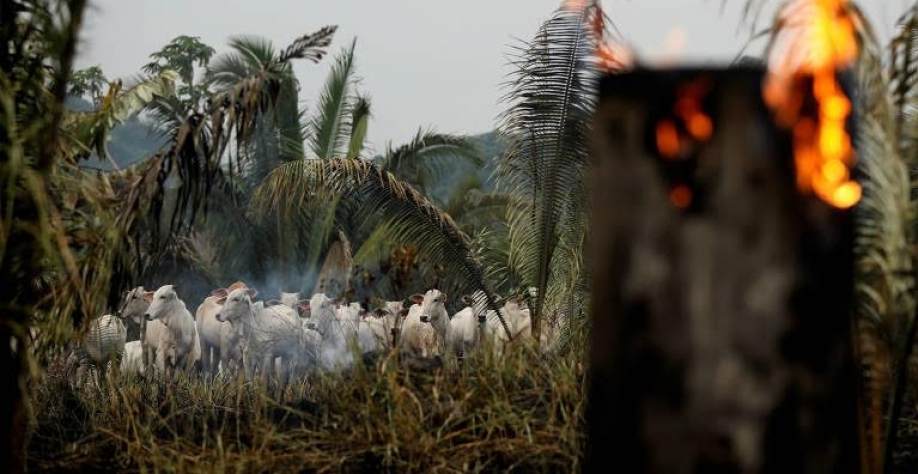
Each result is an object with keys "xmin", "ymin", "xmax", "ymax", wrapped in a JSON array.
[
  {"xmin": 427, "ymin": 130, "xmax": 508, "ymax": 204},
  {"xmin": 65, "ymin": 97, "xmax": 507, "ymax": 203},
  {"xmin": 67, "ymin": 96, "xmax": 166, "ymax": 170}
]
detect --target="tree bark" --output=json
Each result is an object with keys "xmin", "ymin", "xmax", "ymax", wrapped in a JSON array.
[{"xmin": 585, "ymin": 67, "xmax": 859, "ymax": 474}]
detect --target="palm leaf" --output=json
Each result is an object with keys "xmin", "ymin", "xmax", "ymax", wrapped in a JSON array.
[
  {"xmin": 129, "ymin": 26, "xmax": 337, "ymax": 267},
  {"xmin": 251, "ymin": 158, "xmax": 511, "ymax": 335},
  {"xmin": 496, "ymin": 1, "xmax": 605, "ymax": 337},
  {"xmin": 278, "ymin": 25, "xmax": 338, "ymax": 63},
  {"xmin": 309, "ymin": 38, "xmax": 358, "ymax": 160},
  {"xmin": 347, "ymin": 94, "xmax": 372, "ymax": 158},
  {"xmin": 64, "ymin": 70, "xmax": 178, "ymax": 163},
  {"xmin": 377, "ymin": 130, "xmax": 482, "ymax": 197},
  {"xmin": 889, "ymin": 4, "xmax": 918, "ymax": 170},
  {"xmin": 207, "ymin": 34, "xmax": 306, "ymax": 162}
]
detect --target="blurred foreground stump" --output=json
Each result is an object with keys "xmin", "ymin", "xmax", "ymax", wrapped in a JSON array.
[{"xmin": 586, "ymin": 67, "xmax": 859, "ymax": 474}]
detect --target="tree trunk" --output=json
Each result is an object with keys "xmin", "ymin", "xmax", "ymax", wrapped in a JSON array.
[
  {"xmin": 312, "ymin": 236, "xmax": 354, "ymax": 300},
  {"xmin": 585, "ymin": 67, "xmax": 860, "ymax": 473}
]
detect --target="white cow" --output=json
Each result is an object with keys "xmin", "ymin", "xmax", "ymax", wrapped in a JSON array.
[
  {"xmin": 118, "ymin": 286, "xmax": 167, "ymax": 375},
  {"xmin": 399, "ymin": 295, "xmax": 436, "ymax": 358},
  {"xmin": 451, "ymin": 291, "xmax": 533, "ymax": 356},
  {"xmin": 306, "ymin": 293, "xmax": 355, "ymax": 370},
  {"xmin": 279, "ymin": 291, "xmax": 303, "ymax": 310},
  {"xmin": 197, "ymin": 281, "xmax": 248, "ymax": 374},
  {"xmin": 338, "ymin": 302, "xmax": 378, "ymax": 353},
  {"xmin": 215, "ymin": 287, "xmax": 303, "ymax": 384},
  {"xmin": 448, "ymin": 306, "xmax": 478, "ymax": 356},
  {"xmin": 416, "ymin": 289, "xmax": 452, "ymax": 358},
  {"xmin": 120, "ymin": 340, "xmax": 144, "ymax": 376},
  {"xmin": 335, "ymin": 302, "xmax": 364, "ymax": 322},
  {"xmin": 367, "ymin": 301, "xmax": 407, "ymax": 349},
  {"xmin": 143, "ymin": 285, "xmax": 200, "ymax": 379}
]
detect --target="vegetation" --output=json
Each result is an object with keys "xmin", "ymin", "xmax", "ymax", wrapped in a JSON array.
[
  {"xmin": 31, "ymin": 345, "xmax": 585, "ymax": 473},
  {"xmin": 4, "ymin": 0, "xmax": 918, "ymax": 472}
]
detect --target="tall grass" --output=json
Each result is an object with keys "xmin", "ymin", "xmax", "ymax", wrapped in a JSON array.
[{"xmin": 28, "ymin": 343, "xmax": 585, "ymax": 473}]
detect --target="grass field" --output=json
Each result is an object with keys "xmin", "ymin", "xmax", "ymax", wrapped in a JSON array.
[{"xmin": 28, "ymin": 342, "xmax": 585, "ymax": 473}]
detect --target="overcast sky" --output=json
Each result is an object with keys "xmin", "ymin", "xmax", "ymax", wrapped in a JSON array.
[{"xmin": 75, "ymin": 0, "xmax": 901, "ymax": 153}]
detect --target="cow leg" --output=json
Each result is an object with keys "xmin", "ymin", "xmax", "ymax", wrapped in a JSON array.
[
  {"xmin": 200, "ymin": 340, "xmax": 211, "ymax": 375},
  {"xmin": 212, "ymin": 345, "xmax": 221, "ymax": 377}
]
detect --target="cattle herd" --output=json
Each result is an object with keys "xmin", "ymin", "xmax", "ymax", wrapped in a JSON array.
[{"xmin": 67, "ymin": 281, "xmax": 556, "ymax": 387}]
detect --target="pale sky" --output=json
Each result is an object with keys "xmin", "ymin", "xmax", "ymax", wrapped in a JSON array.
[{"xmin": 75, "ymin": 0, "xmax": 901, "ymax": 154}]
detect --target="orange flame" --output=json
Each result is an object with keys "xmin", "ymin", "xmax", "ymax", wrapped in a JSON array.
[
  {"xmin": 764, "ymin": 0, "xmax": 860, "ymax": 209},
  {"xmin": 669, "ymin": 185, "xmax": 693, "ymax": 209},
  {"xmin": 655, "ymin": 76, "xmax": 715, "ymax": 159},
  {"xmin": 656, "ymin": 120, "xmax": 681, "ymax": 158}
]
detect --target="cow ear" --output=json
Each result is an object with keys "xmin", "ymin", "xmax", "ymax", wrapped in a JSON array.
[
  {"xmin": 374, "ymin": 308, "xmax": 386, "ymax": 318},
  {"xmin": 215, "ymin": 296, "xmax": 227, "ymax": 305},
  {"xmin": 142, "ymin": 291, "xmax": 154, "ymax": 303},
  {"xmin": 410, "ymin": 294, "xmax": 424, "ymax": 305},
  {"xmin": 245, "ymin": 288, "xmax": 258, "ymax": 299},
  {"xmin": 441, "ymin": 293, "xmax": 447, "ymax": 303},
  {"xmin": 211, "ymin": 288, "xmax": 228, "ymax": 298},
  {"xmin": 398, "ymin": 308, "xmax": 410, "ymax": 317}
]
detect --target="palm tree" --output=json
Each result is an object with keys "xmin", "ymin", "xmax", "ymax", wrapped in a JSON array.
[
  {"xmin": 179, "ymin": 34, "xmax": 498, "ymax": 321},
  {"xmin": 496, "ymin": 0, "xmax": 618, "ymax": 343},
  {"xmin": 131, "ymin": 28, "xmax": 339, "ymax": 294},
  {"xmin": 251, "ymin": 157, "xmax": 507, "ymax": 323}
]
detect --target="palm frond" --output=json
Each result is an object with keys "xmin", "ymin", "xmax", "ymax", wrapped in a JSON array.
[
  {"xmin": 206, "ymin": 52, "xmax": 259, "ymax": 90},
  {"xmin": 377, "ymin": 130, "xmax": 482, "ymax": 197},
  {"xmin": 145, "ymin": 93, "xmax": 190, "ymax": 137},
  {"xmin": 251, "ymin": 158, "xmax": 511, "ymax": 334},
  {"xmin": 63, "ymin": 70, "xmax": 177, "ymax": 162},
  {"xmin": 496, "ymin": 1, "xmax": 605, "ymax": 334},
  {"xmin": 277, "ymin": 25, "xmax": 338, "ymax": 64},
  {"xmin": 347, "ymin": 94, "xmax": 372, "ymax": 158},
  {"xmin": 846, "ymin": 5, "xmax": 918, "ymax": 469},
  {"xmin": 207, "ymin": 35, "xmax": 307, "ymax": 162},
  {"xmin": 309, "ymin": 38, "xmax": 358, "ymax": 160},
  {"xmin": 444, "ymin": 184, "xmax": 510, "ymax": 233},
  {"xmin": 889, "ymin": 4, "xmax": 918, "ymax": 168}
]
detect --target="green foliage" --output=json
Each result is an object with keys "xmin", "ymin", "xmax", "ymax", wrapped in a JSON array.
[
  {"xmin": 252, "ymin": 157, "xmax": 506, "ymax": 321},
  {"xmin": 65, "ymin": 70, "xmax": 178, "ymax": 163},
  {"xmin": 143, "ymin": 35, "xmax": 215, "ymax": 102},
  {"xmin": 425, "ymin": 130, "xmax": 507, "ymax": 204},
  {"xmin": 377, "ymin": 130, "xmax": 483, "ymax": 200},
  {"xmin": 68, "ymin": 65, "xmax": 107, "ymax": 105},
  {"xmin": 309, "ymin": 38, "xmax": 361, "ymax": 161},
  {"xmin": 65, "ymin": 97, "xmax": 165, "ymax": 170},
  {"xmin": 496, "ymin": 2, "xmax": 609, "ymax": 338}
]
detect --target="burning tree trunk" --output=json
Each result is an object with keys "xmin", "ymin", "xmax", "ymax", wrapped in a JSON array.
[{"xmin": 586, "ymin": 67, "xmax": 860, "ymax": 473}]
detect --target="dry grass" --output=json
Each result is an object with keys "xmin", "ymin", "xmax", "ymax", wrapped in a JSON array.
[{"xmin": 27, "ymin": 343, "xmax": 585, "ymax": 473}]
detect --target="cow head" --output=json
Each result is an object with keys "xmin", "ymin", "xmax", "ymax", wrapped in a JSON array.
[
  {"xmin": 418, "ymin": 289, "xmax": 448, "ymax": 325},
  {"xmin": 118, "ymin": 286, "xmax": 151, "ymax": 325},
  {"xmin": 144, "ymin": 285, "xmax": 178, "ymax": 322},
  {"xmin": 214, "ymin": 287, "xmax": 258, "ymax": 323}
]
